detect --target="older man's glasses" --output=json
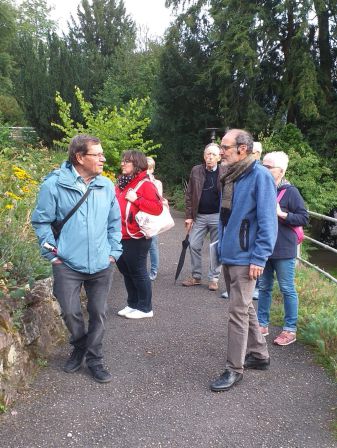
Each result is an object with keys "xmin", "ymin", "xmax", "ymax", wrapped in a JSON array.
[
  {"xmin": 220, "ymin": 144, "xmax": 238, "ymax": 151},
  {"xmin": 85, "ymin": 152, "xmax": 105, "ymax": 159}
]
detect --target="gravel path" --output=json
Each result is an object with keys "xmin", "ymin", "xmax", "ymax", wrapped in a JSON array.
[{"xmin": 0, "ymin": 210, "xmax": 336, "ymax": 448}]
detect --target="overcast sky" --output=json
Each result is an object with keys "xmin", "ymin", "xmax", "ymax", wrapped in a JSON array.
[{"xmin": 47, "ymin": 0, "xmax": 174, "ymax": 37}]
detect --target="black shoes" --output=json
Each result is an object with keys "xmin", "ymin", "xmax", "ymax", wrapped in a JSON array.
[
  {"xmin": 63, "ymin": 348, "xmax": 86, "ymax": 373},
  {"xmin": 210, "ymin": 369, "xmax": 243, "ymax": 392},
  {"xmin": 64, "ymin": 349, "xmax": 112, "ymax": 383},
  {"xmin": 88, "ymin": 365, "xmax": 112, "ymax": 383},
  {"xmin": 244, "ymin": 353, "xmax": 270, "ymax": 370}
]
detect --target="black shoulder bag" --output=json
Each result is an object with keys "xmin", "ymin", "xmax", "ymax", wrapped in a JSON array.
[{"xmin": 51, "ymin": 188, "xmax": 92, "ymax": 240}]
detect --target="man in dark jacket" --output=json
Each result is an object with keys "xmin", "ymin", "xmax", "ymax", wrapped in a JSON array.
[
  {"xmin": 210, "ymin": 129, "xmax": 277, "ymax": 392},
  {"xmin": 182, "ymin": 143, "xmax": 225, "ymax": 291}
]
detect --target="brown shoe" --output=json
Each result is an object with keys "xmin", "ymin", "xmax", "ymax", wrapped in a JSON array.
[
  {"xmin": 208, "ymin": 281, "xmax": 219, "ymax": 291},
  {"xmin": 182, "ymin": 277, "xmax": 201, "ymax": 287}
]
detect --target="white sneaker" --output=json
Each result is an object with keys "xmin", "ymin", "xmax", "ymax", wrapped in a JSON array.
[
  {"xmin": 117, "ymin": 306, "xmax": 136, "ymax": 317},
  {"xmin": 125, "ymin": 309, "xmax": 154, "ymax": 319}
]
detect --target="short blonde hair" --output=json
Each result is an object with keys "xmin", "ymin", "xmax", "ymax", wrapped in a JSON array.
[
  {"xmin": 147, "ymin": 157, "xmax": 155, "ymax": 170},
  {"xmin": 263, "ymin": 151, "xmax": 289, "ymax": 173}
]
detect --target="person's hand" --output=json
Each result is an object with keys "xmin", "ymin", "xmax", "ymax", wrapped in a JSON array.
[
  {"xmin": 185, "ymin": 219, "xmax": 193, "ymax": 232},
  {"xmin": 125, "ymin": 189, "xmax": 138, "ymax": 203},
  {"xmin": 109, "ymin": 256, "xmax": 116, "ymax": 264},
  {"xmin": 277, "ymin": 203, "xmax": 288, "ymax": 219},
  {"xmin": 52, "ymin": 258, "xmax": 63, "ymax": 265},
  {"xmin": 249, "ymin": 264, "xmax": 264, "ymax": 280}
]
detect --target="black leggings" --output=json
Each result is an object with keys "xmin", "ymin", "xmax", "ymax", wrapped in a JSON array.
[{"xmin": 116, "ymin": 237, "xmax": 152, "ymax": 312}]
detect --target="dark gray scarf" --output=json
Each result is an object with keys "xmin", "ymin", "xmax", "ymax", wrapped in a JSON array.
[{"xmin": 220, "ymin": 155, "xmax": 255, "ymax": 226}]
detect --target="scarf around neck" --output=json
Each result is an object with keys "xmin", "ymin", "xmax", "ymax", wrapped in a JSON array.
[
  {"xmin": 220, "ymin": 154, "xmax": 255, "ymax": 226},
  {"xmin": 117, "ymin": 174, "xmax": 135, "ymax": 191}
]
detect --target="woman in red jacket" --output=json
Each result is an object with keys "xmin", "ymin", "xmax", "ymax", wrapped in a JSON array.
[{"xmin": 116, "ymin": 150, "xmax": 163, "ymax": 319}]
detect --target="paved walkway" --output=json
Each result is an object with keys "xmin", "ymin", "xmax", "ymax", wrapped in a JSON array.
[{"xmin": 1, "ymin": 211, "xmax": 336, "ymax": 448}]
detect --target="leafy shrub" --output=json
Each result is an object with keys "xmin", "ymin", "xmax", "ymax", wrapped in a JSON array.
[
  {"xmin": 52, "ymin": 87, "xmax": 160, "ymax": 174},
  {"xmin": 0, "ymin": 147, "xmax": 64, "ymax": 295},
  {"xmin": 166, "ymin": 184, "xmax": 185, "ymax": 211},
  {"xmin": 262, "ymin": 124, "xmax": 336, "ymax": 214}
]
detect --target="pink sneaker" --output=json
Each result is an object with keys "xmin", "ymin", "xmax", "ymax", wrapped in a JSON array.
[
  {"xmin": 274, "ymin": 331, "xmax": 296, "ymax": 346},
  {"xmin": 259, "ymin": 326, "xmax": 269, "ymax": 336}
]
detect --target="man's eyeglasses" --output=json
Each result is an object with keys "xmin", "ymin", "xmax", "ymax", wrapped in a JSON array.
[
  {"xmin": 121, "ymin": 159, "xmax": 133, "ymax": 164},
  {"xmin": 263, "ymin": 164, "xmax": 279, "ymax": 170},
  {"xmin": 85, "ymin": 153, "xmax": 105, "ymax": 159},
  {"xmin": 220, "ymin": 144, "xmax": 238, "ymax": 151}
]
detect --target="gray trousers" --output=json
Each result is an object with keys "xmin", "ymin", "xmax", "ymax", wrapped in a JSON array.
[
  {"xmin": 189, "ymin": 213, "xmax": 221, "ymax": 281},
  {"xmin": 223, "ymin": 265, "xmax": 269, "ymax": 374},
  {"xmin": 52, "ymin": 263, "xmax": 114, "ymax": 367}
]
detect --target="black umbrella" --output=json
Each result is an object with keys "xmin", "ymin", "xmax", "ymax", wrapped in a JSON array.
[{"xmin": 174, "ymin": 233, "xmax": 190, "ymax": 283}]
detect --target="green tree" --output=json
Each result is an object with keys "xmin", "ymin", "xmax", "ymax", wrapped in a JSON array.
[
  {"xmin": 17, "ymin": 0, "xmax": 56, "ymax": 42},
  {"xmin": 52, "ymin": 86, "xmax": 160, "ymax": 173},
  {"xmin": 67, "ymin": 0, "xmax": 136, "ymax": 97},
  {"xmin": 262, "ymin": 124, "xmax": 336, "ymax": 213},
  {"xmin": 153, "ymin": 6, "xmax": 221, "ymax": 184},
  {"xmin": 96, "ymin": 37, "xmax": 162, "ymax": 109},
  {"xmin": 0, "ymin": 0, "xmax": 17, "ymax": 95}
]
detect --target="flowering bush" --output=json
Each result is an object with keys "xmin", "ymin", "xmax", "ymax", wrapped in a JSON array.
[{"xmin": 0, "ymin": 147, "xmax": 65, "ymax": 299}]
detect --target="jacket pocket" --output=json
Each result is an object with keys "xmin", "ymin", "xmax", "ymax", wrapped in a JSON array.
[{"xmin": 239, "ymin": 219, "xmax": 250, "ymax": 251}]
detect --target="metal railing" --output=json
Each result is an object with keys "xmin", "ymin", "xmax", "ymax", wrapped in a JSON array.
[{"xmin": 298, "ymin": 210, "xmax": 337, "ymax": 285}]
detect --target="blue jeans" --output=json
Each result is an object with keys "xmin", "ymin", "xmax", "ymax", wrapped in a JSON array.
[
  {"xmin": 257, "ymin": 258, "xmax": 298, "ymax": 332},
  {"xmin": 149, "ymin": 235, "xmax": 159, "ymax": 275}
]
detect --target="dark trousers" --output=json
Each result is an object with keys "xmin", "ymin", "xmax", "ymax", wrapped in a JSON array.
[
  {"xmin": 116, "ymin": 238, "xmax": 152, "ymax": 312},
  {"xmin": 52, "ymin": 263, "xmax": 114, "ymax": 367}
]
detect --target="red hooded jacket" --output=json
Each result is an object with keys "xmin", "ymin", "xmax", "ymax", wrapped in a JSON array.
[{"xmin": 116, "ymin": 170, "xmax": 163, "ymax": 240}]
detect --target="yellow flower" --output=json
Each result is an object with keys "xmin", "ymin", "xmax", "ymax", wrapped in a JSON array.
[
  {"xmin": 4, "ymin": 191, "xmax": 21, "ymax": 201},
  {"xmin": 103, "ymin": 170, "xmax": 116, "ymax": 182},
  {"xmin": 5, "ymin": 204, "xmax": 13, "ymax": 209},
  {"xmin": 12, "ymin": 165, "xmax": 32, "ymax": 181}
]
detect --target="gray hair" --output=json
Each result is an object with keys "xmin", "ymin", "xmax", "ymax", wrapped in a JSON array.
[
  {"xmin": 234, "ymin": 130, "xmax": 254, "ymax": 153},
  {"xmin": 204, "ymin": 143, "xmax": 220, "ymax": 156},
  {"xmin": 263, "ymin": 151, "xmax": 289, "ymax": 173},
  {"xmin": 68, "ymin": 134, "xmax": 101, "ymax": 165}
]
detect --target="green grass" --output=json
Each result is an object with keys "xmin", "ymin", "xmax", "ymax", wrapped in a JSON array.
[{"xmin": 270, "ymin": 264, "xmax": 337, "ymax": 379}]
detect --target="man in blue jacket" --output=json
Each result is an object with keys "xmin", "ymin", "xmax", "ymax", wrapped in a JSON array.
[
  {"xmin": 32, "ymin": 134, "xmax": 122, "ymax": 383},
  {"xmin": 210, "ymin": 129, "xmax": 277, "ymax": 392}
]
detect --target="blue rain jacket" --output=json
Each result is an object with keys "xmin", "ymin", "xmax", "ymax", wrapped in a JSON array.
[{"xmin": 32, "ymin": 161, "xmax": 122, "ymax": 274}]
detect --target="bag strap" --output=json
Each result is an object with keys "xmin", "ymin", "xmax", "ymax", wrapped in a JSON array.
[
  {"xmin": 125, "ymin": 179, "xmax": 150, "ymax": 238},
  {"xmin": 57, "ymin": 188, "xmax": 92, "ymax": 232},
  {"xmin": 277, "ymin": 188, "xmax": 286, "ymax": 202}
]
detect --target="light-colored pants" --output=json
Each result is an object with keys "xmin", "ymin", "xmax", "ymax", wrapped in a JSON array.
[
  {"xmin": 189, "ymin": 213, "xmax": 221, "ymax": 281},
  {"xmin": 223, "ymin": 265, "xmax": 269, "ymax": 374}
]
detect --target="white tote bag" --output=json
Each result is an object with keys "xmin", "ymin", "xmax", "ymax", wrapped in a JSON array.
[{"xmin": 125, "ymin": 179, "xmax": 175, "ymax": 239}]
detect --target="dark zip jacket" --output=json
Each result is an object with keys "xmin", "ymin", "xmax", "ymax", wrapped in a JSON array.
[{"xmin": 272, "ymin": 184, "xmax": 309, "ymax": 259}]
